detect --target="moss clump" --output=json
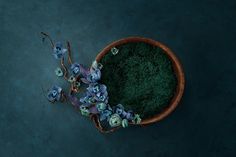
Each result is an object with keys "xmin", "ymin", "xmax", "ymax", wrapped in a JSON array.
[{"xmin": 99, "ymin": 42, "xmax": 177, "ymax": 119}]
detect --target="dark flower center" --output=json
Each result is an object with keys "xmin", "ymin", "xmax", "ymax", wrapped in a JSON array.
[{"xmin": 56, "ymin": 47, "xmax": 61, "ymax": 50}]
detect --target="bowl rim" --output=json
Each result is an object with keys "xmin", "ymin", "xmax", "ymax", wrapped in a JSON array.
[{"xmin": 95, "ymin": 37, "xmax": 185, "ymax": 125}]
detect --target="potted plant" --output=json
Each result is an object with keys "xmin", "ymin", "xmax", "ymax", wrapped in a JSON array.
[
  {"xmin": 42, "ymin": 33, "xmax": 185, "ymax": 133},
  {"xmin": 94, "ymin": 37, "xmax": 185, "ymax": 130}
]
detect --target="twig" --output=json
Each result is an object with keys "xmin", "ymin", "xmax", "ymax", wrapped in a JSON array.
[
  {"xmin": 41, "ymin": 32, "xmax": 54, "ymax": 48},
  {"xmin": 67, "ymin": 41, "xmax": 73, "ymax": 65},
  {"xmin": 60, "ymin": 57, "xmax": 68, "ymax": 80}
]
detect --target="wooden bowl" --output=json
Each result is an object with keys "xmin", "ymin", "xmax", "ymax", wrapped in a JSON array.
[{"xmin": 96, "ymin": 37, "xmax": 185, "ymax": 126}]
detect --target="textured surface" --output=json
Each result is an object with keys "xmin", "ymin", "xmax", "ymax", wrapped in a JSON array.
[
  {"xmin": 0, "ymin": 0, "xmax": 236, "ymax": 157},
  {"xmin": 100, "ymin": 42, "xmax": 177, "ymax": 118}
]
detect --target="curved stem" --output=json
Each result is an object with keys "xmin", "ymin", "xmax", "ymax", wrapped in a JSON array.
[
  {"xmin": 60, "ymin": 92, "xmax": 67, "ymax": 102},
  {"xmin": 41, "ymin": 32, "xmax": 54, "ymax": 48},
  {"xmin": 67, "ymin": 41, "xmax": 73, "ymax": 65}
]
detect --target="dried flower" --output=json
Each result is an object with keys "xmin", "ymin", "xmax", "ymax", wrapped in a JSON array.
[
  {"xmin": 86, "ymin": 83, "xmax": 108, "ymax": 103},
  {"xmin": 114, "ymin": 104, "xmax": 125, "ymax": 115},
  {"xmin": 87, "ymin": 83, "xmax": 100, "ymax": 94},
  {"xmin": 47, "ymin": 85, "xmax": 62, "ymax": 102},
  {"xmin": 88, "ymin": 97, "xmax": 96, "ymax": 104},
  {"xmin": 70, "ymin": 63, "xmax": 81, "ymax": 76},
  {"xmin": 109, "ymin": 113, "xmax": 122, "ymax": 127},
  {"xmin": 53, "ymin": 42, "xmax": 67, "ymax": 59},
  {"xmin": 80, "ymin": 105, "xmax": 90, "ymax": 116},
  {"xmin": 91, "ymin": 60, "xmax": 98, "ymax": 69},
  {"xmin": 96, "ymin": 102, "xmax": 107, "ymax": 112},
  {"xmin": 55, "ymin": 67, "xmax": 63, "ymax": 77},
  {"xmin": 122, "ymin": 119, "xmax": 129, "ymax": 128},
  {"xmin": 133, "ymin": 114, "xmax": 142, "ymax": 124},
  {"xmin": 92, "ymin": 60, "xmax": 103, "ymax": 70},
  {"xmin": 80, "ymin": 92, "xmax": 90, "ymax": 103},
  {"xmin": 97, "ymin": 63, "xmax": 103, "ymax": 70},
  {"xmin": 111, "ymin": 47, "xmax": 119, "ymax": 55},
  {"xmin": 74, "ymin": 81, "xmax": 80, "ymax": 88},
  {"xmin": 87, "ymin": 68, "xmax": 101, "ymax": 83},
  {"xmin": 99, "ymin": 109, "xmax": 112, "ymax": 121},
  {"xmin": 94, "ymin": 91, "xmax": 108, "ymax": 103},
  {"xmin": 68, "ymin": 76, "xmax": 76, "ymax": 83},
  {"xmin": 125, "ymin": 110, "xmax": 134, "ymax": 120},
  {"xmin": 79, "ymin": 92, "xmax": 95, "ymax": 104}
]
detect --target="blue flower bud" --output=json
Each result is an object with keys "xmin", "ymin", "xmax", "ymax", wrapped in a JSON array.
[
  {"xmin": 53, "ymin": 42, "xmax": 67, "ymax": 59},
  {"xmin": 47, "ymin": 85, "xmax": 62, "ymax": 102},
  {"xmin": 70, "ymin": 63, "xmax": 81, "ymax": 76}
]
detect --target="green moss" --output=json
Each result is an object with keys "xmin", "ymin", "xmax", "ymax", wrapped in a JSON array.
[{"xmin": 99, "ymin": 42, "xmax": 177, "ymax": 119}]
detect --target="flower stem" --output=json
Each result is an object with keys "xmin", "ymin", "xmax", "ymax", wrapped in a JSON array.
[
  {"xmin": 41, "ymin": 32, "xmax": 54, "ymax": 48},
  {"xmin": 67, "ymin": 41, "xmax": 73, "ymax": 65},
  {"xmin": 60, "ymin": 57, "xmax": 68, "ymax": 80}
]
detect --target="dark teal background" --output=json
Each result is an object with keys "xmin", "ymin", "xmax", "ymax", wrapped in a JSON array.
[{"xmin": 0, "ymin": 0, "xmax": 235, "ymax": 156}]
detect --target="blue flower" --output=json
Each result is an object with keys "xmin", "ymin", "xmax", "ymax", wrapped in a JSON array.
[
  {"xmin": 94, "ymin": 91, "xmax": 108, "ymax": 102},
  {"xmin": 70, "ymin": 63, "xmax": 81, "ymax": 76},
  {"xmin": 96, "ymin": 102, "xmax": 107, "ymax": 112},
  {"xmin": 80, "ymin": 61, "xmax": 102, "ymax": 84},
  {"xmin": 79, "ymin": 95, "xmax": 90, "ymax": 104},
  {"xmin": 87, "ymin": 83, "xmax": 100, "ymax": 94},
  {"xmin": 87, "ymin": 68, "xmax": 101, "ymax": 83},
  {"xmin": 124, "ymin": 111, "xmax": 134, "ymax": 120},
  {"xmin": 47, "ymin": 85, "xmax": 62, "ymax": 102},
  {"xmin": 112, "ymin": 104, "xmax": 135, "ymax": 120},
  {"xmin": 114, "ymin": 104, "xmax": 125, "ymax": 116},
  {"xmin": 79, "ymin": 92, "xmax": 95, "ymax": 105},
  {"xmin": 99, "ymin": 109, "xmax": 112, "ymax": 121},
  {"xmin": 86, "ymin": 83, "xmax": 108, "ymax": 103},
  {"xmin": 53, "ymin": 42, "xmax": 67, "ymax": 59},
  {"xmin": 87, "ymin": 83, "xmax": 107, "ymax": 94},
  {"xmin": 74, "ymin": 81, "xmax": 81, "ymax": 88}
]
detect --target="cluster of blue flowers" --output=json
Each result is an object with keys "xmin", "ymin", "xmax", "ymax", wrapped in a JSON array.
[
  {"xmin": 79, "ymin": 61, "xmax": 142, "ymax": 127},
  {"xmin": 45, "ymin": 40, "xmax": 141, "ymax": 129}
]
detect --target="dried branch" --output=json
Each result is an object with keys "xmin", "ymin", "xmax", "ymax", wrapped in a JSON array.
[
  {"xmin": 67, "ymin": 41, "xmax": 73, "ymax": 65},
  {"xmin": 60, "ymin": 57, "xmax": 68, "ymax": 80},
  {"xmin": 41, "ymin": 32, "xmax": 54, "ymax": 48}
]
